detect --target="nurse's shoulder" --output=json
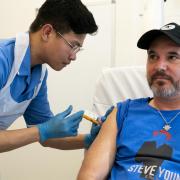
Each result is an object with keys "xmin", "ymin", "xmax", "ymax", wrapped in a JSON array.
[{"xmin": 0, "ymin": 38, "xmax": 15, "ymax": 90}]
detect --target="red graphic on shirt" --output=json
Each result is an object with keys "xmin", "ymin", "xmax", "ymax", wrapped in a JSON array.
[{"xmin": 153, "ymin": 130, "xmax": 171, "ymax": 140}]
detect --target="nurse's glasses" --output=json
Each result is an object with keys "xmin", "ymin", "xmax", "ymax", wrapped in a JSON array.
[{"xmin": 56, "ymin": 31, "xmax": 82, "ymax": 55}]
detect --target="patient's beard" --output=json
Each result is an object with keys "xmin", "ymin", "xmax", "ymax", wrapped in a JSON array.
[{"xmin": 149, "ymin": 79, "xmax": 180, "ymax": 98}]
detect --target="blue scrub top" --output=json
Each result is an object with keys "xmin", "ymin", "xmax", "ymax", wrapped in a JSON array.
[{"xmin": 0, "ymin": 38, "xmax": 53, "ymax": 125}]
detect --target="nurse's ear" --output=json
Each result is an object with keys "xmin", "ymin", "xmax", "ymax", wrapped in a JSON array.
[{"xmin": 41, "ymin": 24, "xmax": 54, "ymax": 42}]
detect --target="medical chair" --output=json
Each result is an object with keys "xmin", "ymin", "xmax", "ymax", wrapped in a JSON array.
[{"xmin": 92, "ymin": 66, "xmax": 153, "ymax": 115}]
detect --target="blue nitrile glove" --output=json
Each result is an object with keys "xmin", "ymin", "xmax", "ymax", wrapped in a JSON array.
[
  {"xmin": 37, "ymin": 105, "xmax": 84, "ymax": 143},
  {"xmin": 99, "ymin": 105, "xmax": 114, "ymax": 123},
  {"xmin": 84, "ymin": 106, "xmax": 114, "ymax": 149}
]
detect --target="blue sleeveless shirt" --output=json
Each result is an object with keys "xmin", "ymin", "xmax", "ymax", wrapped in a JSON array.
[{"xmin": 109, "ymin": 98, "xmax": 180, "ymax": 180}]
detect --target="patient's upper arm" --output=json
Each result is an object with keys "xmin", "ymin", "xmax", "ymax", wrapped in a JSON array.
[{"xmin": 77, "ymin": 108, "xmax": 118, "ymax": 180}]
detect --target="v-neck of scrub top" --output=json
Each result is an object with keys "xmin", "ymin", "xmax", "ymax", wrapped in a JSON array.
[{"xmin": 10, "ymin": 45, "xmax": 42, "ymax": 103}]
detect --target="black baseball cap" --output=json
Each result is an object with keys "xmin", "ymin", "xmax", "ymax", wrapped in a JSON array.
[{"xmin": 137, "ymin": 22, "xmax": 180, "ymax": 49}]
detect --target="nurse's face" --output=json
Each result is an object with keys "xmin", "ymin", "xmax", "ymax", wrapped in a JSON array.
[{"xmin": 41, "ymin": 25, "xmax": 86, "ymax": 71}]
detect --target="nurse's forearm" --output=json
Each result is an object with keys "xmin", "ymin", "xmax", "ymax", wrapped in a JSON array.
[
  {"xmin": 41, "ymin": 134, "xmax": 85, "ymax": 150},
  {"xmin": 0, "ymin": 127, "xmax": 39, "ymax": 153}
]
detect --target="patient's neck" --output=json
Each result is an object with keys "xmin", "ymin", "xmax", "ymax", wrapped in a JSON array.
[{"xmin": 149, "ymin": 97, "xmax": 180, "ymax": 110}]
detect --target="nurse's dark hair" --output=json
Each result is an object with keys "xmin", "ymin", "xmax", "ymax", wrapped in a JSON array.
[{"xmin": 29, "ymin": 0, "xmax": 98, "ymax": 34}]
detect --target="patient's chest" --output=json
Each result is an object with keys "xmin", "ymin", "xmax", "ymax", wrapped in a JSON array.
[{"xmin": 114, "ymin": 100, "xmax": 180, "ymax": 179}]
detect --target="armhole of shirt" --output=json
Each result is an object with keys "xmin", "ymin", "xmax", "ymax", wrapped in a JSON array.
[{"xmin": 116, "ymin": 99, "xmax": 131, "ymax": 132}]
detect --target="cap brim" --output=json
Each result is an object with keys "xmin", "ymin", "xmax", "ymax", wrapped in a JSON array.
[{"xmin": 137, "ymin": 29, "xmax": 180, "ymax": 49}]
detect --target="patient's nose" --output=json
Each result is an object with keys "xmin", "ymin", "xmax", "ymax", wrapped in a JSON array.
[{"xmin": 155, "ymin": 58, "xmax": 168, "ymax": 71}]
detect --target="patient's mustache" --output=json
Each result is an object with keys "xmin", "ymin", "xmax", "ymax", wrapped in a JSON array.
[{"xmin": 151, "ymin": 71, "xmax": 172, "ymax": 82}]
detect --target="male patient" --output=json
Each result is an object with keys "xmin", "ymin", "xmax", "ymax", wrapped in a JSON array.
[{"xmin": 77, "ymin": 22, "xmax": 180, "ymax": 180}]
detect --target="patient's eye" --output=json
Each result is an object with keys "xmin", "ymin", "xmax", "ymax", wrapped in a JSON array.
[
  {"xmin": 148, "ymin": 53, "xmax": 158, "ymax": 62},
  {"xmin": 167, "ymin": 54, "xmax": 180, "ymax": 63},
  {"xmin": 168, "ymin": 55, "xmax": 177, "ymax": 60}
]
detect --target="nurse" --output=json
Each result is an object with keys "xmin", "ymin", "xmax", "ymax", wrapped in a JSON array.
[{"xmin": 0, "ymin": 0, "xmax": 98, "ymax": 152}]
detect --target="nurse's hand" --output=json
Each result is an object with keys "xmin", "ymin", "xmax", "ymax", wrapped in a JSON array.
[
  {"xmin": 84, "ymin": 106, "xmax": 114, "ymax": 149},
  {"xmin": 37, "ymin": 105, "xmax": 84, "ymax": 142}
]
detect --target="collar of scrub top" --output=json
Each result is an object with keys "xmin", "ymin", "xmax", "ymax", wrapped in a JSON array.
[{"xmin": 17, "ymin": 45, "xmax": 42, "ymax": 86}]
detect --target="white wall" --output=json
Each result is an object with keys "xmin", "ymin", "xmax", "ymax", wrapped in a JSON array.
[
  {"xmin": 164, "ymin": 0, "xmax": 180, "ymax": 24},
  {"xmin": 0, "ymin": 0, "xmax": 44, "ymax": 38},
  {"xmin": 0, "ymin": 0, "xmax": 179, "ymax": 180},
  {"xmin": 114, "ymin": 0, "xmax": 165, "ymax": 67}
]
